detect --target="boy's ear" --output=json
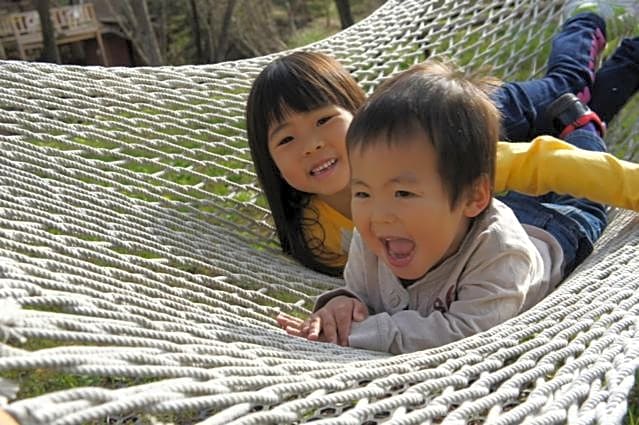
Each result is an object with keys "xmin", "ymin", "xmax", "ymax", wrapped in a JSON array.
[{"xmin": 463, "ymin": 174, "xmax": 491, "ymax": 218}]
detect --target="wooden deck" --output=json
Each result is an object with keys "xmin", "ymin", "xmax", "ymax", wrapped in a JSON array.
[{"xmin": 0, "ymin": 3, "xmax": 108, "ymax": 64}]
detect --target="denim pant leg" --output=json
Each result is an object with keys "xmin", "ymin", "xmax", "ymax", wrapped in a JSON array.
[
  {"xmin": 491, "ymin": 13, "xmax": 606, "ymax": 141},
  {"xmin": 497, "ymin": 129, "xmax": 608, "ymax": 277},
  {"xmin": 590, "ymin": 37, "xmax": 639, "ymax": 123}
]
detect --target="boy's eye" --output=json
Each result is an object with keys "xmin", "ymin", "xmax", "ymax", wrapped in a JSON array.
[
  {"xmin": 353, "ymin": 191, "xmax": 369, "ymax": 198},
  {"xmin": 278, "ymin": 136, "xmax": 294, "ymax": 146},
  {"xmin": 395, "ymin": 190, "xmax": 414, "ymax": 198}
]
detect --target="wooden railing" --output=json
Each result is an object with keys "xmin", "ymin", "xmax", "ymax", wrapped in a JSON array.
[{"xmin": 0, "ymin": 3, "xmax": 108, "ymax": 64}]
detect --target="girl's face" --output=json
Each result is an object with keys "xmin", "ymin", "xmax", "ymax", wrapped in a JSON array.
[{"xmin": 268, "ymin": 105, "xmax": 353, "ymax": 197}]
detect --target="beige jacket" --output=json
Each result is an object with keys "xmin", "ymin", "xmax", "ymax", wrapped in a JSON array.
[{"xmin": 315, "ymin": 200, "xmax": 563, "ymax": 354}]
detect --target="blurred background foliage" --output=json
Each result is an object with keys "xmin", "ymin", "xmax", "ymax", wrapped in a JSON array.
[{"xmin": 2, "ymin": 0, "xmax": 384, "ymax": 66}]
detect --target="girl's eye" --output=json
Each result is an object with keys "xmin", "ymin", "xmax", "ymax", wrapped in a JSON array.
[
  {"xmin": 353, "ymin": 191, "xmax": 369, "ymax": 199},
  {"xmin": 395, "ymin": 190, "xmax": 414, "ymax": 198},
  {"xmin": 278, "ymin": 136, "xmax": 294, "ymax": 146},
  {"xmin": 317, "ymin": 115, "xmax": 332, "ymax": 126}
]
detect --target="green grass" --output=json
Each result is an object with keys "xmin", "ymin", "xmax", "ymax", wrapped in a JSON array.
[
  {"xmin": 285, "ymin": 13, "xmax": 342, "ymax": 49},
  {"xmin": 1, "ymin": 365, "xmax": 204, "ymax": 424},
  {"xmin": 625, "ymin": 371, "xmax": 639, "ymax": 424}
]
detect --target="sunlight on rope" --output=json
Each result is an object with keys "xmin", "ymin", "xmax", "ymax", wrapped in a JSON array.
[{"xmin": 0, "ymin": 0, "xmax": 638, "ymax": 424}]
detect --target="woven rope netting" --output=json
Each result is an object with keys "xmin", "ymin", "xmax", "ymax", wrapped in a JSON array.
[{"xmin": 0, "ymin": 0, "xmax": 638, "ymax": 424}]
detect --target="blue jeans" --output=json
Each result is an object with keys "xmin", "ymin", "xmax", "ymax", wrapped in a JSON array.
[
  {"xmin": 590, "ymin": 37, "xmax": 639, "ymax": 123},
  {"xmin": 497, "ymin": 129, "xmax": 608, "ymax": 277},
  {"xmin": 494, "ymin": 13, "xmax": 606, "ymax": 141}
]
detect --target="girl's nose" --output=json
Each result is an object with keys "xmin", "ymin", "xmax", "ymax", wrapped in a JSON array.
[{"xmin": 304, "ymin": 138, "xmax": 324, "ymax": 156}]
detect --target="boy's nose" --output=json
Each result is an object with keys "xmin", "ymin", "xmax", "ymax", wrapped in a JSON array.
[{"xmin": 371, "ymin": 203, "xmax": 396, "ymax": 224}]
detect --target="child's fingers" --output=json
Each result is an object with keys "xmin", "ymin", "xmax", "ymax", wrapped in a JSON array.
[
  {"xmin": 303, "ymin": 316, "xmax": 321, "ymax": 341},
  {"xmin": 276, "ymin": 312, "xmax": 303, "ymax": 329},
  {"xmin": 317, "ymin": 312, "xmax": 337, "ymax": 344},
  {"xmin": 284, "ymin": 325, "xmax": 305, "ymax": 337},
  {"xmin": 279, "ymin": 315, "xmax": 307, "ymax": 337},
  {"xmin": 352, "ymin": 301, "xmax": 369, "ymax": 321},
  {"xmin": 275, "ymin": 312, "xmax": 290, "ymax": 325},
  {"xmin": 334, "ymin": 307, "xmax": 352, "ymax": 346},
  {"xmin": 0, "ymin": 410, "xmax": 19, "ymax": 425}
]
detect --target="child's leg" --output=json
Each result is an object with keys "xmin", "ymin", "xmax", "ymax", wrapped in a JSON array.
[
  {"xmin": 498, "ymin": 128, "xmax": 608, "ymax": 277},
  {"xmin": 590, "ymin": 37, "xmax": 639, "ymax": 123},
  {"xmin": 492, "ymin": 13, "xmax": 606, "ymax": 141},
  {"xmin": 538, "ymin": 128, "xmax": 608, "ymax": 242}
]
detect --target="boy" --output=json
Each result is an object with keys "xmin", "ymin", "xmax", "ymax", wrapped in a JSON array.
[{"xmin": 278, "ymin": 61, "xmax": 605, "ymax": 354}]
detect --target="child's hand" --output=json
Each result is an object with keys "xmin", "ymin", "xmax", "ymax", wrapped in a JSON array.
[
  {"xmin": 304, "ymin": 296, "xmax": 368, "ymax": 346},
  {"xmin": 276, "ymin": 296, "xmax": 368, "ymax": 346},
  {"xmin": 276, "ymin": 312, "xmax": 307, "ymax": 336}
]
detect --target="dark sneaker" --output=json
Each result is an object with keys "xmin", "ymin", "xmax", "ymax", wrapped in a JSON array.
[{"xmin": 545, "ymin": 93, "xmax": 606, "ymax": 138}]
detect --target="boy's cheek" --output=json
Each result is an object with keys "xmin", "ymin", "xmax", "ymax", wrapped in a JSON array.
[
  {"xmin": 350, "ymin": 203, "xmax": 368, "ymax": 227},
  {"xmin": 360, "ymin": 232, "xmax": 383, "ymax": 257}
]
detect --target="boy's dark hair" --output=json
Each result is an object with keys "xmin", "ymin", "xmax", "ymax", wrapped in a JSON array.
[
  {"xmin": 245, "ymin": 51, "xmax": 366, "ymax": 276},
  {"xmin": 347, "ymin": 60, "xmax": 501, "ymax": 208}
]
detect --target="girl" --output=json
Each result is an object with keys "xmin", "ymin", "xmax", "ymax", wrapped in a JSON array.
[{"xmin": 246, "ymin": 15, "xmax": 639, "ymax": 276}]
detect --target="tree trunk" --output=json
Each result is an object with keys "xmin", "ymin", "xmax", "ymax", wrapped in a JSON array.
[
  {"xmin": 130, "ymin": 0, "xmax": 162, "ymax": 65},
  {"xmin": 204, "ymin": 1, "xmax": 215, "ymax": 62},
  {"xmin": 188, "ymin": 0, "xmax": 203, "ymax": 63},
  {"xmin": 158, "ymin": 0, "xmax": 168, "ymax": 60},
  {"xmin": 231, "ymin": 0, "xmax": 285, "ymax": 58},
  {"xmin": 334, "ymin": 0, "xmax": 354, "ymax": 29},
  {"xmin": 213, "ymin": 0, "xmax": 237, "ymax": 62},
  {"xmin": 199, "ymin": 0, "xmax": 284, "ymax": 62},
  {"xmin": 104, "ymin": 0, "xmax": 163, "ymax": 66},
  {"xmin": 285, "ymin": 0, "xmax": 296, "ymax": 34},
  {"xmin": 35, "ymin": 0, "xmax": 60, "ymax": 63}
]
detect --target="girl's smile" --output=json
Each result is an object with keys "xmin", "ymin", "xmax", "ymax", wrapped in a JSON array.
[{"xmin": 310, "ymin": 158, "xmax": 338, "ymax": 177}]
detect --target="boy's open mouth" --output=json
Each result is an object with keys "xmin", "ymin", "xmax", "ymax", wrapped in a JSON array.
[
  {"xmin": 310, "ymin": 158, "xmax": 337, "ymax": 176},
  {"xmin": 382, "ymin": 237, "xmax": 415, "ymax": 267}
]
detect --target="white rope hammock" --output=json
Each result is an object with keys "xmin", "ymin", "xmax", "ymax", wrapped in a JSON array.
[{"xmin": 0, "ymin": 0, "xmax": 638, "ymax": 424}]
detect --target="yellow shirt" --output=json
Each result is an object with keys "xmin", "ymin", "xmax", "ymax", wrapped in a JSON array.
[
  {"xmin": 304, "ymin": 135, "xmax": 639, "ymax": 268},
  {"xmin": 303, "ymin": 196, "xmax": 352, "ymax": 267}
]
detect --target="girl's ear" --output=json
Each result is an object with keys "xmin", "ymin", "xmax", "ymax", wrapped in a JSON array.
[{"xmin": 463, "ymin": 174, "xmax": 491, "ymax": 218}]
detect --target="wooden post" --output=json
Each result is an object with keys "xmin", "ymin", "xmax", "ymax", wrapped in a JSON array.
[{"xmin": 95, "ymin": 29, "xmax": 109, "ymax": 66}]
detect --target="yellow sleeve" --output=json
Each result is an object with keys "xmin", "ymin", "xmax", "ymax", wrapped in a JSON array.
[{"xmin": 495, "ymin": 136, "xmax": 639, "ymax": 211}]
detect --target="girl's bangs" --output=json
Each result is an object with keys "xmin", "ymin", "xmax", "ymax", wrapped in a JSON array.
[{"xmin": 264, "ymin": 70, "xmax": 337, "ymax": 127}]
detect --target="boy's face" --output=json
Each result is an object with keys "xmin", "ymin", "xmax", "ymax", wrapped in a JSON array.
[
  {"xmin": 267, "ymin": 105, "xmax": 353, "ymax": 197},
  {"xmin": 350, "ymin": 136, "xmax": 483, "ymax": 280}
]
